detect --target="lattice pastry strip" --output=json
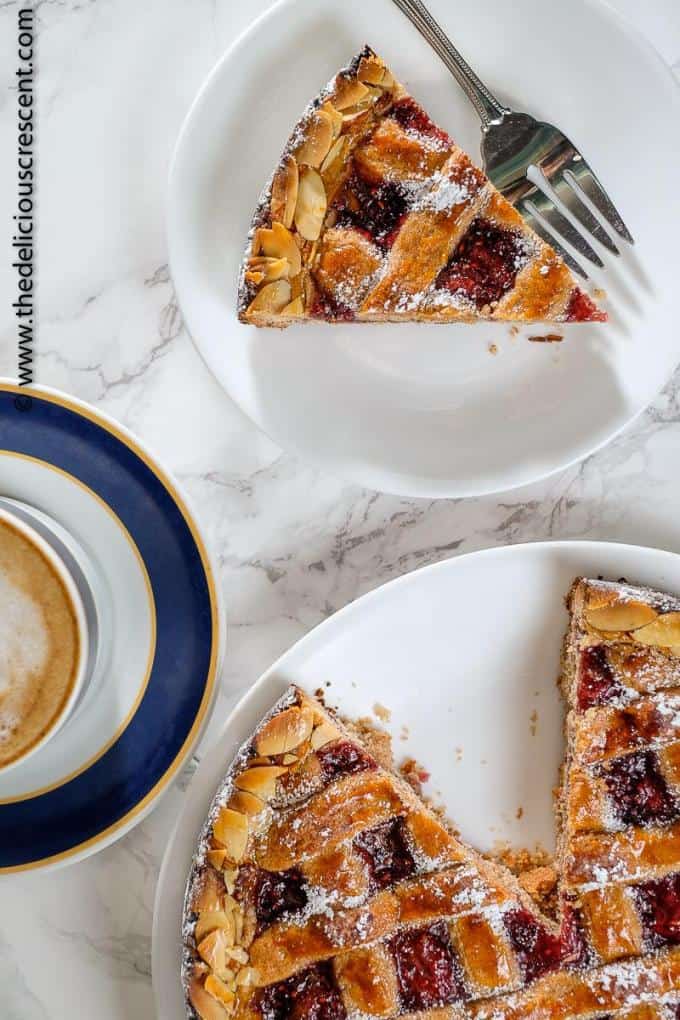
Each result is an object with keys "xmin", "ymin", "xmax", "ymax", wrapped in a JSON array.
[{"xmin": 237, "ymin": 47, "xmax": 605, "ymax": 327}]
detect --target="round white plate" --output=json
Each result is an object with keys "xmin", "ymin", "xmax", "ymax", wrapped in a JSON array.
[
  {"xmin": 153, "ymin": 538, "xmax": 680, "ymax": 1018},
  {"xmin": 0, "ymin": 383, "xmax": 225, "ymax": 872},
  {"xmin": 169, "ymin": 0, "xmax": 680, "ymax": 498}
]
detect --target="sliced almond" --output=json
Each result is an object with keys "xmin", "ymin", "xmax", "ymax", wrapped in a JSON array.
[
  {"xmin": 296, "ymin": 111, "xmax": 334, "ymax": 168},
  {"xmin": 247, "ymin": 280, "xmax": 292, "ymax": 316},
  {"xmin": 295, "ymin": 168, "xmax": 327, "ymax": 241},
  {"xmin": 229, "ymin": 789, "xmax": 266, "ymax": 816},
  {"xmin": 245, "ymin": 256, "xmax": 290, "ymax": 285},
  {"xmin": 235, "ymin": 765, "xmax": 287, "ymax": 800},
  {"xmin": 192, "ymin": 868, "xmax": 225, "ymax": 913},
  {"xmin": 255, "ymin": 222, "xmax": 302, "ymax": 277},
  {"xmin": 585, "ymin": 601, "xmax": 658, "ymax": 633},
  {"xmin": 205, "ymin": 975, "xmax": 236, "ymax": 1011},
  {"xmin": 197, "ymin": 929, "xmax": 229, "ymax": 973},
  {"xmin": 281, "ymin": 298, "xmax": 304, "ymax": 316},
  {"xmin": 320, "ymin": 136, "xmax": 347, "ymax": 175},
  {"xmin": 341, "ymin": 85, "xmax": 382, "ymax": 117},
  {"xmin": 256, "ymin": 705, "xmax": 315, "ymax": 755},
  {"xmin": 195, "ymin": 909, "xmax": 235, "ymax": 946},
  {"xmin": 333, "ymin": 75, "xmax": 370, "ymax": 111},
  {"xmin": 634, "ymin": 612, "xmax": 680, "ymax": 649},
  {"xmin": 282, "ymin": 753, "xmax": 299, "ymax": 765},
  {"xmin": 225, "ymin": 946, "xmax": 249, "ymax": 965},
  {"xmin": 223, "ymin": 869, "xmax": 238, "ymax": 895},
  {"xmin": 357, "ymin": 54, "xmax": 387, "ymax": 86},
  {"xmin": 270, "ymin": 155, "xmax": 299, "ymax": 229},
  {"xmin": 212, "ymin": 808, "xmax": 248, "ymax": 863},
  {"xmin": 189, "ymin": 976, "xmax": 230, "ymax": 1020},
  {"xmin": 207, "ymin": 849, "xmax": 228, "ymax": 872},
  {"xmin": 320, "ymin": 101, "xmax": 344, "ymax": 139},
  {"xmin": 311, "ymin": 719, "xmax": 341, "ymax": 750},
  {"xmin": 236, "ymin": 967, "xmax": 258, "ymax": 987}
]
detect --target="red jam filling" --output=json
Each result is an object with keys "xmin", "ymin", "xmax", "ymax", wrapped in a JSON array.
[
  {"xmin": 566, "ymin": 287, "xmax": 607, "ymax": 323},
  {"xmin": 354, "ymin": 817, "xmax": 416, "ymax": 890},
  {"xmin": 577, "ymin": 645, "xmax": 622, "ymax": 711},
  {"xmin": 635, "ymin": 874, "xmax": 680, "ymax": 947},
  {"xmin": 334, "ymin": 172, "xmax": 408, "ymax": 249},
  {"xmin": 390, "ymin": 922, "xmax": 466, "ymax": 1009},
  {"xmin": 309, "ymin": 293, "xmax": 357, "ymax": 322},
  {"xmin": 435, "ymin": 218, "xmax": 526, "ymax": 309},
  {"xmin": 257, "ymin": 963, "xmax": 346, "ymax": 1020},
  {"xmin": 389, "ymin": 97, "xmax": 452, "ymax": 147},
  {"xmin": 255, "ymin": 867, "xmax": 308, "ymax": 931},
  {"xmin": 316, "ymin": 739, "xmax": 377, "ymax": 782},
  {"xmin": 504, "ymin": 909, "xmax": 564, "ymax": 984},
  {"xmin": 601, "ymin": 749, "xmax": 678, "ymax": 828},
  {"xmin": 558, "ymin": 902, "xmax": 591, "ymax": 970}
]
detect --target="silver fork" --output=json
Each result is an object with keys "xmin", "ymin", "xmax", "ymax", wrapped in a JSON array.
[{"xmin": 390, "ymin": 0, "xmax": 634, "ymax": 279}]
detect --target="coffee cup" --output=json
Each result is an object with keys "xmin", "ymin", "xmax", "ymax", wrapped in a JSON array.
[{"xmin": 0, "ymin": 505, "xmax": 90, "ymax": 773}]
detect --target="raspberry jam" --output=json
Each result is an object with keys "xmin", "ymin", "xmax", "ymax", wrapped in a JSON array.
[
  {"xmin": 635, "ymin": 874, "xmax": 680, "ymax": 948},
  {"xmin": 504, "ymin": 909, "xmax": 564, "ymax": 984},
  {"xmin": 309, "ymin": 294, "xmax": 356, "ymax": 322},
  {"xmin": 390, "ymin": 97, "xmax": 452, "ymax": 147},
  {"xmin": 558, "ymin": 903, "xmax": 590, "ymax": 970},
  {"xmin": 257, "ymin": 963, "xmax": 347, "ymax": 1020},
  {"xmin": 316, "ymin": 740, "xmax": 377, "ymax": 782},
  {"xmin": 334, "ymin": 173, "xmax": 408, "ymax": 249},
  {"xmin": 577, "ymin": 645, "xmax": 622, "ymax": 711},
  {"xmin": 354, "ymin": 817, "xmax": 416, "ymax": 890},
  {"xmin": 390, "ymin": 922, "xmax": 466, "ymax": 1009},
  {"xmin": 435, "ymin": 218, "xmax": 526, "ymax": 308},
  {"xmin": 566, "ymin": 287, "xmax": 607, "ymax": 323},
  {"xmin": 602, "ymin": 750, "xmax": 678, "ymax": 828},
  {"xmin": 255, "ymin": 867, "xmax": 308, "ymax": 931}
]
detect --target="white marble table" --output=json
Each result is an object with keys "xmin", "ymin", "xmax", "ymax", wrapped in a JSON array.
[{"xmin": 0, "ymin": 1, "xmax": 679, "ymax": 1016}]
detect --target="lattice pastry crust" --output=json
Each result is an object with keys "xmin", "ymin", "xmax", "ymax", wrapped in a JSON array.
[
  {"xmin": 237, "ymin": 48, "xmax": 606, "ymax": 329},
  {"xmin": 182, "ymin": 575, "xmax": 680, "ymax": 1020}
]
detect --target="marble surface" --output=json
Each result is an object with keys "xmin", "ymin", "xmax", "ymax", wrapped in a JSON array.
[{"xmin": 0, "ymin": 0, "xmax": 679, "ymax": 1016}]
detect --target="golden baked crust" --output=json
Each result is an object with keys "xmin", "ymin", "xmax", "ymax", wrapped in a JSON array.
[
  {"xmin": 237, "ymin": 48, "xmax": 606, "ymax": 329},
  {"xmin": 182, "ymin": 659, "xmax": 680, "ymax": 1020}
]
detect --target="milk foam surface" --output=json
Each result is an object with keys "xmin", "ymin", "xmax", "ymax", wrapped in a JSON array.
[
  {"xmin": 0, "ymin": 518, "xmax": 79, "ymax": 767},
  {"xmin": 0, "ymin": 572, "xmax": 49, "ymax": 745}
]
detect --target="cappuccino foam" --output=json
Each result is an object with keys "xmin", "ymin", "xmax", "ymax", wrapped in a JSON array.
[{"xmin": 0, "ymin": 518, "xmax": 80, "ymax": 768}]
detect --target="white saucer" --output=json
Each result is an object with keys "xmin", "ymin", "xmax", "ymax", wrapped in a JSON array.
[
  {"xmin": 169, "ymin": 0, "xmax": 680, "ymax": 498},
  {"xmin": 153, "ymin": 538, "xmax": 680, "ymax": 1018}
]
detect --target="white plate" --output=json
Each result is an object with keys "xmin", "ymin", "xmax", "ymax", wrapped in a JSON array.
[
  {"xmin": 169, "ymin": 0, "xmax": 680, "ymax": 498},
  {"xmin": 153, "ymin": 538, "xmax": 680, "ymax": 1018}
]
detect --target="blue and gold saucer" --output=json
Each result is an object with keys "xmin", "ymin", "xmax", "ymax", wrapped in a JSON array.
[{"xmin": 0, "ymin": 382, "xmax": 224, "ymax": 872}]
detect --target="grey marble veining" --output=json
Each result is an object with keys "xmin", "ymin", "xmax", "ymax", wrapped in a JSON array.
[{"xmin": 0, "ymin": 1, "xmax": 679, "ymax": 1017}]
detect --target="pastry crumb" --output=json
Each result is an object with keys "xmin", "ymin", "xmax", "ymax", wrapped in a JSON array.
[
  {"xmin": 400, "ymin": 757, "xmax": 431, "ymax": 795},
  {"xmin": 454, "ymin": 746, "xmax": 463, "ymax": 762},
  {"xmin": 399, "ymin": 725, "xmax": 409, "ymax": 741},
  {"xmin": 488, "ymin": 342, "xmax": 498, "ymax": 356},
  {"xmin": 530, "ymin": 709, "xmax": 538, "ymax": 737},
  {"xmin": 491, "ymin": 844, "xmax": 558, "ymax": 918},
  {"xmin": 516, "ymin": 806, "xmax": 524, "ymax": 820},
  {"xmin": 373, "ymin": 702, "xmax": 391, "ymax": 723},
  {"xmin": 528, "ymin": 333, "xmax": 563, "ymax": 343},
  {"xmin": 593, "ymin": 287, "xmax": 607, "ymax": 301},
  {"xmin": 509, "ymin": 325, "xmax": 519, "ymax": 337}
]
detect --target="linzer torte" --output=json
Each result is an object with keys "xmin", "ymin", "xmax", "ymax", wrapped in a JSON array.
[{"xmin": 182, "ymin": 578, "xmax": 680, "ymax": 1019}]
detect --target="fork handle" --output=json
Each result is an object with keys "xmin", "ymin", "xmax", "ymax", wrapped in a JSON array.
[{"xmin": 390, "ymin": 0, "xmax": 509, "ymax": 127}]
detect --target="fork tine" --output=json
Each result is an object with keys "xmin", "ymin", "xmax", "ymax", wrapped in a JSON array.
[
  {"xmin": 564, "ymin": 157, "xmax": 634, "ymax": 244},
  {"xmin": 547, "ymin": 170, "xmax": 620, "ymax": 256},
  {"xmin": 517, "ymin": 199, "xmax": 589, "ymax": 280},
  {"xmin": 525, "ymin": 192, "xmax": 604, "ymax": 268}
]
